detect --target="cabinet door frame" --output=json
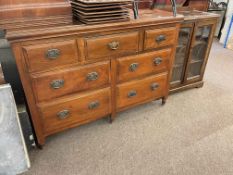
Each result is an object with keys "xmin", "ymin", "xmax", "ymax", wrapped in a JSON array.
[
  {"xmin": 170, "ymin": 22, "xmax": 195, "ymax": 88},
  {"xmin": 184, "ymin": 19, "xmax": 217, "ymax": 84}
]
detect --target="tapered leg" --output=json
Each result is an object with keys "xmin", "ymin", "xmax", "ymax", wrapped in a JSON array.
[
  {"xmin": 37, "ymin": 144, "xmax": 43, "ymax": 150},
  {"xmin": 109, "ymin": 113, "xmax": 116, "ymax": 124},
  {"xmin": 162, "ymin": 97, "xmax": 167, "ymax": 105},
  {"xmin": 36, "ymin": 136, "xmax": 45, "ymax": 149}
]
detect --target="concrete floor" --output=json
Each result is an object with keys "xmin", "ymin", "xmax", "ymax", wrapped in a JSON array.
[{"xmin": 22, "ymin": 41, "xmax": 233, "ymax": 175}]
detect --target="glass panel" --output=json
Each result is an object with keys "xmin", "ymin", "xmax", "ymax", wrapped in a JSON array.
[
  {"xmin": 175, "ymin": 28, "xmax": 191, "ymax": 64},
  {"xmin": 188, "ymin": 62, "xmax": 203, "ymax": 78},
  {"xmin": 187, "ymin": 25, "xmax": 212, "ymax": 79},
  {"xmin": 171, "ymin": 27, "xmax": 192, "ymax": 83},
  {"xmin": 171, "ymin": 65, "xmax": 183, "ymax": 82}
]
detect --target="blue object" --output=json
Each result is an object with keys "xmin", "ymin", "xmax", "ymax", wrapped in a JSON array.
[{"xmin": 224, "ymin": 13, "xmax": 233, "ymax": 48}]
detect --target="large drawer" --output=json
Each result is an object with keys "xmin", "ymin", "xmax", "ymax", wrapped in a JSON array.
[
  {"xmin": 38, "ymin": 88, "xmax": 111, "ymax": 134},
  {"xmin": 117, "ymin": 48, "xmax": 172, "ymax": 82},
  {"xmin": 144, "ymin": 27, "xmax": 176, "ymax": 50},
  {"xmin": 117, "ymin": 73, "xmax": 168, "ymax": 109},
  {"xmin": 85, "ymin": 31, "xmax": 139, "ymax": 60},
  {"xmin": 31, "ymin": 61, "xmax": 110, "ymax": 102},
  {"xmin": 23, "ymin": 40, "xmax": 79, "ymax": 72}
]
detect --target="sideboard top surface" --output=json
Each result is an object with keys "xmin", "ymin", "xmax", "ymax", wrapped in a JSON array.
[
  {"xmin": 5, "ymin": 9, "xmax": 184, "ymax": 42},
  {"xmin": 179, "ymin": 10, "xmax": 220, "ymax": 21}
]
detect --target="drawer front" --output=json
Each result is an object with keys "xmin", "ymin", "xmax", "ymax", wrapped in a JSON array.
[
  {"xmin": 144, "ymin": 27, "xmax": 176, "ymax": 50},
  {"xmin": 85, "ymin": 31, "xmax": 139, "ymax": 60},
  {"xmin": 39, "ymin": 88, "xmax": 111, "ymax": 134},
  {"xmin": 31, "ymin": 61, "xmax": 110, "ymax": 102},
  {"xmin": 23, "ymin": 40, "xmax": 78, "ymax": 72},
  {"xmin": 117, "ymin": 73, "xmax": 168, "ymax": 109},
  {"xmin": 117, "ymin": 48, "xmax": 172, "ymax": 82}
]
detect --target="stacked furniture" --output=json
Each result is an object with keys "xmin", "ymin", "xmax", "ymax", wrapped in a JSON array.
[
  {"xmin": 6, "ymin": 9, "xmax": 183, "ymax": 146},
  {"xmin": 0, "ymin": 0, "xmax": 72, "ymax": 32},
  {"xmin": 170, "ymin": 10, "xmax": 219, "ymax": 92},
  {"xmin": 71, "ymin": 0, "xmax": 132, "ymax": 24}
]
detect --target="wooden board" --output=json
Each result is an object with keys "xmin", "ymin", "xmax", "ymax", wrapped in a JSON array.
[
  {"xmin": 73, "ymin": 7, "xmax": 129, "ymax": 15},
  {"xmin": 71, "ymin": 0, "xmax": 131, "ymax": 24},
  {"xmin": 73, "ymin": 11, "xmax": 129, "ymax": 18},
  {"xmin": 71, "ymin": 1, "xmax": 131, "ymax": 8},
  {"xmin": 72, "ymin": 0, "xmax": 132, "ymax": 3},
  {"xmin": 0, "ymin": 0, "xmax": 72, "ymax": 20},
  {"xmin": 78, "ymin": 17, "xmax": 130, "ymax": 24}
]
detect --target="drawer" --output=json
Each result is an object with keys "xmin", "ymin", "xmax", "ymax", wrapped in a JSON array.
[
  {"xmin": 23, "ymin": 40, "xmax": 79, "ymax": 72},
  {"xmin": 85, "ymin": 31, "xmax": 139, "ymax": 60},
  {"xmin": 31, "ymin": 61, "xmax": 110, "ymax": 102},
  {"xmin": 117, "ymin": 48, "xmax": 172, "ymax": 82},
  {"xmin": 144, "ymin": 27, "xmax": 176, "ymax": 50},
  {"xmin": 117, "ymin": 73, "xmax": 168, "ymax": 109},
  {"xmin": 38, "ymin": 88, "xmax": 111, "ymax": 134}
]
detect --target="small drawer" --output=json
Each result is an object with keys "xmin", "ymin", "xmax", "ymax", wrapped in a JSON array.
[
  {"xmin": 38, "ymin": 88, "xmax": 111, "ymax": 134},
  {"xmin": 144, "ymin": 27, "xmax": 176, "ymax": 50},
  {"xmin": 23, "ymin": 40, "xmax": 78, "ymax": 72},
  {"xmin": 117, "ymin": 48, "xmax": 172, "ymax": 82},
  {"xmin": 117, "ymin": 73, "xmax": 168, "ymax": 109},
  {"xmin": 31, "ymin": 61, "xmax": 110, "ymax": 102},
  {"xmin": 85, "ymin": 31, "xmax": 139, "ymax": 60}
]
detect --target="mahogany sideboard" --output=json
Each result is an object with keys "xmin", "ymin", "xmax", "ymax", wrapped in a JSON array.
[{"xmin": 6, "ymin": 10, "xmax": 183, "ymax": 146}]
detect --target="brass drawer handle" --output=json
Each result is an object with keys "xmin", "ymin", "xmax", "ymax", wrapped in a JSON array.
[
  {"xmin": 108, "ymin": 41, "xmax": 120, "ymax": 50},
  {"xmin": 57, "ymin": 110, "xmax": 70, "ymax": 120},
  {"xmin": 155, "ymin": 35, "xmax": 166, "ymax": 43},
  {"xmin": 86, "ymin": 72, "xmax": 99, "ymax": 81},
  {"xmin": 153, "ymin": 57, "xmax": 162, "ymax": 65},
  {"xmin": 151, "ymin": 83, "xmax": 159, "ymax": 91},
  {"xmin": 50, "ymin": 79, "xmax": 64, "ymax": 89},
  {"xmin": 128, "ymin": 90, "xmax": 137, "ymax": 98},
  {"xmin": 88, "ymin": 100, "xmax": 100, "ymax": 110},
  {"xmin": 129, "ymin": 63, "xmax": 139, "ymax": 72},
  {"xmin": 46, "ymin": 48, "xmax": 60, "ymax": 60}
]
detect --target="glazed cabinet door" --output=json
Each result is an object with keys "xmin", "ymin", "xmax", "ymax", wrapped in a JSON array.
[
  {"xmin": 170, "ymin": 23, "xmax": 194, "ymax": 88},
  {"xmin": 185, "ymin": 20, "xmax": 215, "ymax": 83}
]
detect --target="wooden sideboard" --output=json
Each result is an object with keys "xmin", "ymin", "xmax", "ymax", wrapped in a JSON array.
[{"xmin": 6, "ymin": 10, "xmax": 183, "ymax": 146}]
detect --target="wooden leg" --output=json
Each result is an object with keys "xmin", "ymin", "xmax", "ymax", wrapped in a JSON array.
[
  {"xmin": 162, "ymin": 97, "xmax": 167, "ymax": 105},
  {"xmin": 37, "ymin": 143, "xmax": 43, "ymax": 150},
  {"xmin": 36, "ymin": 136, "xmax": 45, "ymax": 149},
  {"xmin": 195, "ymin": 83, "xmax": 204, "ymax": 88},
  {"xmin": 109, "ymin": 113, "xmax": 116, "ymax": 124}
]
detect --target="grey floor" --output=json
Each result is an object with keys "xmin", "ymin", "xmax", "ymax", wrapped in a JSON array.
[{"xmin": 23, "ymin": 41, "xmax": 233, "ymax": 175}]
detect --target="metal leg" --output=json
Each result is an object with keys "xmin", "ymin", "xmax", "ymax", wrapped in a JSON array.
[
  {"xmin": 133, "ymin": 0, "xmax": 139, "ymax": 19},
  {"xmin": 170, "ymin": 0, "xmax": 177, "ymax": 17}
]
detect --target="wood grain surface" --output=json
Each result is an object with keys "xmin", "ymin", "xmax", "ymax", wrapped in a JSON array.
[{"xmin": 6, "ymin": 9, "xmax": 183, "ymax": 146}]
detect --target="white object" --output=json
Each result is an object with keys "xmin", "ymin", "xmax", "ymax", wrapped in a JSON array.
[
  {"xmin": 0, "ymin": 84, "xmax": 30, "ymax": 175},
  {"xmin": 220, "ymin": 0, "xmax": 233, "ymax": 43}
]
